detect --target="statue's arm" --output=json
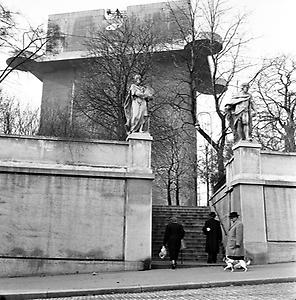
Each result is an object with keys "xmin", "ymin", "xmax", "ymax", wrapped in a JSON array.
[
  {"xmin": 230, "ymin": 94, "xmax": 250, "ymax": 106},
  {"xmin": 250, "ymin": 96, "xmax": 257, "ymax": 117},
  {"xmin": 130, "ymin": 84, "xmax": 145, "ymax": 98}
]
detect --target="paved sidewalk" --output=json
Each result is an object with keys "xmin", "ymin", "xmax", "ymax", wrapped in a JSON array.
[{"xmin": 0, "ymin": 262, "xmax": 295, "ymax": 299}]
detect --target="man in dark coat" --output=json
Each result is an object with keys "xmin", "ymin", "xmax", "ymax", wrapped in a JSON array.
[
  {"xmin": 202, "ymin": 211, "xmax": 222, "ymax": 263},
  {"xmin": 163, "ymin": 216, "xmax": 185, "ymax": 269}
]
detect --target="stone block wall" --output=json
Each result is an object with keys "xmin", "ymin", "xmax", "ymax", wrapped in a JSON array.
[
  {"xmin": 0, "ymin": 133, "xmax": 153, "ymax": 276},
  {"xmin": 210, "ymin": 141, "xmax": 296, "ymax": 264}
]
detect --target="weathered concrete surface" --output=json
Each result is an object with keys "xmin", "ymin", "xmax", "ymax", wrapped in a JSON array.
[
  {"xmin": 0, "ymin": 133, "xmax": 153, "ymax": 276},
  {"xmin": 0, "ymin": 174, "xmax": 125, "ymax": 260},
  {"xmin": 210, "ymin": 141, "xmax": 296, "ymax": 264},
  {"xmin": 0, "ymin": 258, "xmax": 143, "ymax": 277},
  {"xmin": 0, "ymin": 134, "xmax": 128, "ymax": 167}
]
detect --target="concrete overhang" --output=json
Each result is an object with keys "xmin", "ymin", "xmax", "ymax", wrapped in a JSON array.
[
  {"xmin": 185, "ymin": 32, "xmax": 223, "ymax": 56},
  {"xmin": 6, "ymin": 52, "xmax": 92, "ymax": 81},
  {"xmin": 6, "ymin": 32, "xmax": 227, "ymax": 95},
  {"xmin": 6, "ymin": 48, "xmax": 187, "ymax": 81}
]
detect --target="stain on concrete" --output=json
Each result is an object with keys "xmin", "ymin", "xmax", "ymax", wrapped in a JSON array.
[
  {"xmin": 30, "ymin": 248, "xmax": 44, "ymax": 257},
  {"xmin": 142, "ymin": 257, "xmax": 151, "ymax": 270},
  {"xmin": 65, "ymin": 248, "xmax": 105, "ymax": 259},
  {"xmin": 10, "ymin": 247, "xmax": 27, "ymax": 256},
  {"xmin": 8, "ymin": 247, "xmax": 45, "ymax": 258},
  {"xmin": 28, "ymin": 257, "xmax": 45, "ymax": 271}
]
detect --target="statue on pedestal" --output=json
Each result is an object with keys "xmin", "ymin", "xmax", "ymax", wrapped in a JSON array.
[
  {"xmin": 124, "ymin": 74, "xmax": 154, "ymax": 134},
  {"xmin": 225, "ymin": 82, "xmax": 255, "ymax": 142}
]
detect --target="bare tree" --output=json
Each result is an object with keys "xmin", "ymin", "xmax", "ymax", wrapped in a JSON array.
[
  {"xmin": 74, "ymin": 17, "xmax": 161, "ymax": 140},
  {"xmin": 38, "ymin": 105, "xmax": 80, "ymax": 138},
  {"xmin": 0, "ymin": 3, "xmax": 63, "ymax": 84},
  {"xmin": 0, "ymin": 90, "xmax": 39, "ymax": 135},
  {"xmin": 0, "ymin": 4, "xmax": 15, "ymax": 47},
  {"xmin": 152, "ymin": 114, "xmax": 194, "ymax": 205},
  {"xmin": 253, "ymin": 56, "xmax": 296, "ymax": 152},
  {"xmin": 166, "ymin": 0, "xmax": 252, "ymax": 181}
]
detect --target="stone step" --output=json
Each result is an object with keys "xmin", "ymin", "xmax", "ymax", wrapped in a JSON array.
[
  {"xmin": 152, "ymin": 205, "xmax": 211, "ymax": 262},
  {"xmin": 152, "ymin": 211, "xmax": 210, "ymax": 214},
  {"xmin": 153, "ymin": 216, "xmax": 209, "ymax": 218},
  {"xmin": 154, "ymin": 230, "xmax": 206, "ymax": 233},
  {"xmin": 152, "ymin": 236, "xmax": 206, "ymax": 240},
  {"xmin": 153, "ymin": 221, "xmax": 207, "ymax": 224},
  {"xmin": 153, "ymin": 220, "xmax": 206, "ymax": 222},
  {"xmin": 152, "ymin": 245, "xmax": 208, "ymax": 254},
  {"xmin": 153, "ymin": 205, "xmax": 209, "ymax": 207},
  {"xmin": 151, "ymin": 259, "xmax": 225, "ymax": 269}
]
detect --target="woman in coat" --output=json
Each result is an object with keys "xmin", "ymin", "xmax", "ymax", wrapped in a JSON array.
[
  {"xmin": 163, "ymin": 216, "xmax": 185, "ymax": 269},
  {"xmin": 225, "ymin": 211, "xmax": 245, "ymax": 259}
]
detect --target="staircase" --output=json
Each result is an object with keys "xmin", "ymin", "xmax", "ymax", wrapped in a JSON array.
[{"xmin": 152, "ymin": 205, "xmax": 211, "ymax": 262}]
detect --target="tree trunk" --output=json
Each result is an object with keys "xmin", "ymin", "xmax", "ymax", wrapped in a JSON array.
[
  {"xmin": 167, "ymin": 170, "xmax": 172, "ymax": 206},
  {"xmin": 175, "ymin": 177, "xmax": 180, "ymax": 206},
  {"xmin": 284, "ymin": 125, "xmax": 296, "ymax": 152},
  {"xmin": 217, "ymin": 147, "xmax": 225, "ymax": 179}
]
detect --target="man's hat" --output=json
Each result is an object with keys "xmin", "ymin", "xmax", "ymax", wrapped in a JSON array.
[
  {"xmin": 170, "ymin": 215, "xmax": 178, "ymax": 222},
  {"xmin": 241, "ymin": 82, "xmax": 249, "ymax": 87},
  {"xmin": 229, "ymin": 211, "xmax": 239, "ymax": 218},
  {"xmin": 209, "ymin": 212, "xmax": 216, "ymax": 217}
]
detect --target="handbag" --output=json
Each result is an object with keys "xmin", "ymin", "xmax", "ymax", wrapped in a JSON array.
[
  {"xmin": 159, "ymin": 245, "xmax": 167, "ymax": 259},
  {"xmin": 180, "ymin": 239, "xmax": 186, "ymax": 250}
]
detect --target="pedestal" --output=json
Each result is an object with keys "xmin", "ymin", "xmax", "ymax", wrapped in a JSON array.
[
  {"xmin": 231, "ymin": 141, "xmax": 268, "ymax": 263},
  {"xmin": 124, "ymin": 132, "xmax": 153, "ymax": 268},
  {"xmin": 126, "ymin": 132, "xmax": 153, "ymax": 173}
]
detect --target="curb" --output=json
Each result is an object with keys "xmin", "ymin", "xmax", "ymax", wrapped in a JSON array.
[{"xmin": 2, "ymin": 277, "xmax": 296, "ymax": 299}]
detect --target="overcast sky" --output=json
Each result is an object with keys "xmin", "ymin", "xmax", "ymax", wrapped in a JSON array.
[{"xmin": 1, "ymin": 0, "xmax": 296, "ymax": 107}]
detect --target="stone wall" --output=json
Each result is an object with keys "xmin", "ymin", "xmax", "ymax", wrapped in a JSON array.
[
  {"xmin": 210, "ymin": 141, "xmax": 296, "ymax": 264},
  {"xmin": 0, "ymin": 133, "xmax": 153, "ymax": 276}
]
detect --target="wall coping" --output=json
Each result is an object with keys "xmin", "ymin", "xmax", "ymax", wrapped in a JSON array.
[
  {"xmin": 210, "ymin": 183, "xmax": 227, "ymax": 199},
  {"xmin": 0, "ymin": 134, "xmax": 154, "ymax": 175},
  {"xmin": 0, "ymin": 134, "xmax": 129, "ymax": 146},
  {"xmin": 127, "ymin": 132, "xmax": 153, "ymax": 141},
  {"xmin": 0, "ymin": 162, "xmax": 154, "ymax": 180},
  {"xmin": 230, "ymin": 178, "xmax": 296, "ymax": 187},
  {"xmin": 261, "ymin": 150, "xmax": 296, "ymax": 157},
  {"xmin": 232, "ymin": 140, "xmax": 261, "ymax": 150}
]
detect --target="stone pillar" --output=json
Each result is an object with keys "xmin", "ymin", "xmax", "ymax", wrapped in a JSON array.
[
  {"xmin": 126, "ymin": 132, "xmax": 153, "ymax": 173},
  {"xmin": 231, "ymin": 141, "xmax": 268, "ymax": 264},
  {"xmin": 124, "ymin": 132, "xmax": 153, "ymax": 269}
]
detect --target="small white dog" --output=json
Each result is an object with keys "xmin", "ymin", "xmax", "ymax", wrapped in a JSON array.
[{"xmin": 223, "ymin": 256, "xmax": 251, "ymax": 272}]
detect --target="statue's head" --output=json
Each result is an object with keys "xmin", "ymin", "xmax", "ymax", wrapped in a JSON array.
[
  {"xmin": 170, "ymin": 215, "xmax": 178, "ymax": 223},
  {"xmin": 134, "ymin": 74, "xmax": 142, "ymax": 83},
  {"xmin": 241, "ymin": 82, "xmax": 249, "ymax": 92}
]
